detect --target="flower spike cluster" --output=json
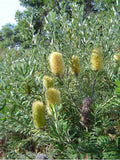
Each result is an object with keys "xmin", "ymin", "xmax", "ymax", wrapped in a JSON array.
[{"xmin": 32, "ymin": 47, "xmax": 104, "ymax": 128}]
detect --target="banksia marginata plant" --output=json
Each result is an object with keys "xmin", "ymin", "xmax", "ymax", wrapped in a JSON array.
[
  {"xmin": 32, "ymin": 101, "xmax": 45, "ymax": 129},
  {"xmin": 43, "ymin": 75, "xmax": 54, "ymax": 89},
  {"xmin": 49, "ymin": 52, "xmax": 64, "ymax": 76},
  {"xmin": 45, "ymin": 88, "xmax": 61, "ymax": 114},
  {"xmin": 70, "ymin": 55, "xmax": 80, "ymax": 76},
  {"xmin": 90, "ymin": 47, "xmax": 103, "ymax": 71},
  {"xmin": 114, "ymin": 53, "xmax": 120, "ymax": 61}
]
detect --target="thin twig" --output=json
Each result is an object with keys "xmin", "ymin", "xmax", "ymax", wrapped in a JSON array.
[
  {"xmin": 101, "ymin": 95, "xmax": 117, "ymax": 108},
  {"xmin": 96, "ymin": 95, "xmax": 117, "ymax": 114},
  {"xmin": 91, "ymin": 72, "xmax": 98, "ymax": 100}
]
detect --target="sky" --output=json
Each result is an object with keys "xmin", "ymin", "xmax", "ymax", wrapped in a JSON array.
[{"xmin": 0, "ymin": 0, "xmax": 25, "ymax": 29}]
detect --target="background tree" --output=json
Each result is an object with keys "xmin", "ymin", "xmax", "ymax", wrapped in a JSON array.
[
  {"xmin": 0, "ymin": 24, "xmax": 15, "ymax": 49},
  {"xmin": 0, "ymin": 0, "xmax": 119, "ymax": 49},
  {"xmin": 1, "ymin": 23, "xmax": 14, "ymax": 39}
]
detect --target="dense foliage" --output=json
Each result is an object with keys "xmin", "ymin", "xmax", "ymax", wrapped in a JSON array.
[{"xmin": 0, "ymin": 0, "xmax": 120, "ymax": 159}]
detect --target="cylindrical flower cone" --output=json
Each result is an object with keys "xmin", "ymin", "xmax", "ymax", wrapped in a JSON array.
[
  {"xmin": 45, "ymin": 88, "xmax": 61, "ymax": 114},
  {"xmin": 90, "ymin": 48, "xmax": 103, "ymax": 71},
  {"xmin": 49, "ymin": 52, "xmax": 64, "ymax": 75},
  {"xmin": 43, "ymin": 75, "xmax": 54, "ymax": 90},
  {"xmin": 32, "ymin": 101, "xmax": 45, "ymax": 129},
  {"xmin": 70, "ymin": 55, "xmax": 80, "ymax": 76}
]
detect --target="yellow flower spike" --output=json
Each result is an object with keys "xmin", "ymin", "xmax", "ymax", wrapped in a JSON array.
[
  {"xmin": 90, "ymin": 47, "xmax": 103, "ymax": 71},
  {"xmin": 43, "ymin": 75, "xmax": 54, "ymax": 89},
  {"xmin": 91, "ymin": 48, "xmax": 102, "ymax": 56},
  {"xmin": 114, "ymin": 53, "xmax": 120, "ymax": 61},
  {"xmin": 70, "ymin": 55, "xmax": 80, "ymax": 76},
  {"xmin": 45, "ymin": 88, "xmax": 61, "ymax": 114},
  {"xmin": 49, "ymin": 52, "xmax": 64, "ymax": 75},
  {"xmin": 32, "ymin": 101, "xmax": 45, "ymax": 129}
]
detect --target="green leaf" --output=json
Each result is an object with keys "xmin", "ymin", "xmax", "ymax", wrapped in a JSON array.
[
  {"xmin": 115, "ymin": 87, "xmax": 120, "ymax": 94},
  {"xmin": 115, "ymin": 80, "xmax": 120, "ymax": 94},
  {"xmin": 0, "ymin": 99, "xmax": 6, "ymax": 111},
  {"xmin": 43, "ymin": 0, "xmax": 49, "ymax": 5},
  {"xmin": 115, "ymin": 80, "xmax": 120, "ymax": 87},
  {"xmin": 10, "ymin": 105, "xmax": 17, "ymax": 116}
]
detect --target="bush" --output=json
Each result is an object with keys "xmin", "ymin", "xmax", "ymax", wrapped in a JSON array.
[{"xmin": 0, "ymin": 2, "xmax": 120, "ymax": 159}]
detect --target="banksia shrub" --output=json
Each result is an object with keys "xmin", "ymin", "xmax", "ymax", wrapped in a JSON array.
[
  {"xmin": 90, "ymin": 48, "xmax": 103, "ymax": 71},
  {"xmin": 70, "ymin": 55, "xmax": 80, "ymax": 76},
  {"xmin": 49, "ymin": 52, "xmax": 64, "ymax": 75},
  {"xmin": 45, "ymin": 88, "xmax": 61, "ymax": 114},
  {"xmin": 43, "ymin": 75, "xmax": 54, "ymax": 89},
  {"xmin": 32, "ymin": 101, "xmax": 45, "ymax": 129}
]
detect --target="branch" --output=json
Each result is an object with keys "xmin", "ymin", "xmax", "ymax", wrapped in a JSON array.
[
  {"xmin": 101, "ymin": 95, "xmax": 117, "ymax": 108},
  {"xmin": 96, "ymin": 95, "xmax": 117, "ymax": 114}
]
